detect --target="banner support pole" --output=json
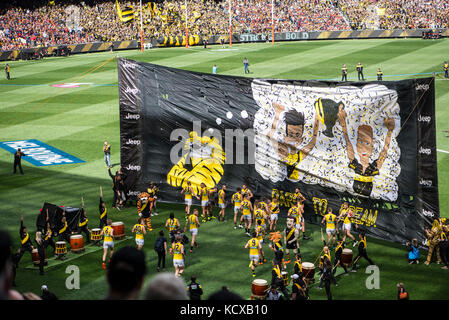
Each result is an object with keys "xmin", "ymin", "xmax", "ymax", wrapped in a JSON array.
[
  {"xmin": 229, "ymin": 0, "xmax": 232, "ymax": 47},
  {"xmin": 185, "ymin": 0, "xmax": 188, "ymax": 49},
  {"xmin": 140, "ymin": 0, "xmax": 143, "ymax": 52}
]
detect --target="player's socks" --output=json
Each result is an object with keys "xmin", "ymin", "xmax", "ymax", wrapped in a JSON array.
[
  {"xmin": 249, "ymin": 260, "xmax": 253, "ymax": 268},
  {"xmin": 102, "ymin": 262, "xmax": 106, "ymax": 270}
]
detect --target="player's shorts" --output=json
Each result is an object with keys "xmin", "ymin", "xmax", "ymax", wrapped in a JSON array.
[
  {"xmin": 243, "ymin": 214, "xmax": 252, "ymax": 220},
  {"xmin": 234, "ymin": 206, "xmax": 241, "ymax": 213},
  {"xmin": 257, "ymin": 238, "xmax": 264, "ymax": 244},
  {"xmin": 271, "ymin": 214, "xmax": 278, "ymax": 221},
  {"xmin": 189, "ymin": 228, "xmax": 198, "ymax": 236},
  {"xmin": 326, "ymin": 228, "xmax": 336, "ymax": 235},
  {"xmin": 343, "ymin": 223, "xmax": 351, "ymax": 231},
  {"xmin": 201, "ymin": 200, "xmax": 209, "ymax": 207},
  {"xmin": 219, "ymin": 203, "xmax": 226, "ymax": 209},
  {"xmin": 135, "ymin": 239, "xmax": 144, "ymax": 246},
  {"xmin": 295, "ymin": 223, "xmax": 301, "ymax": 230},
  {"xmin": 185, "ymin": 199, "xmax": 192, "ymax": 206},
  {"xmin": 286, "ymin": 241, "xmax": 298, "ymax": 250},
  {"xmin": 103, "ymin": 241, "xmax": 114, "ymax": 249},
  {"xmin": 173, "ymin": 259, "xmax": 185, "ymax": 267},
  {"xmin": 249, "ymin": 254, "xmax": 259, "ymax": 261}
]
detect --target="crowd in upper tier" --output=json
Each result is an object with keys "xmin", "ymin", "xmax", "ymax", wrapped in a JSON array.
[{"xmin": 0, "ymin": 0, "xmax": 447, "ymax": 51}]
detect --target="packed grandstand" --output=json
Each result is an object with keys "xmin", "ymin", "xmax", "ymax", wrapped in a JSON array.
[{"xmin": 0, "ymin": 0, "xmax": 448, "ymax": 51}]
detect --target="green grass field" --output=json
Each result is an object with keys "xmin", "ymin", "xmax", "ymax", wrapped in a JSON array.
[{"xmin": 1, "ymin": 38, "xmax": 449, "ymax": 300}]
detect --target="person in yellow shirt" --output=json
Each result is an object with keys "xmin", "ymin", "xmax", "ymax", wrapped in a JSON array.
[
  {"xmin": 170, "ymin": 236, "xmax": 185, "ymax": 277},
  {"xmin": 269, "ymin": 197, "xmax": 280, "ymax": 232},
  {"xmin": 253, "ymin": 202, "xmax": 267, "ymax": 231},
  {"xmin": 255, "ymin": 220, "xmax": 266, "ymax": 265},
  {"xmin": 165, "ymin": 212, "xmax": 180, "ymax": 241},
  {"xmin": 337, "ymin": 202, "xmax": 357, "ymax": 246},
  {"xmin": 240, "ymin": 194, "xmax": 254, "ymax": 237},
  {"xmin": 241, "ymin": 184, "xmax": 253, "ymax": 200},
  {"xmin": 321, "ymin": 207, "xmax": 337, "ymax": 248},
  {"xmin": 100, "ymin": 219, "xmax": 114, "ymax": 270},
  {"xmin": 184, "ymin": 209, "xmax": 200, "ymax": 253},
  {"xmin": 292, "ymin": 188, "xmax": 306, "ymax": 205},
  {"xmin": 245, "ymin": 232, "xmax": 262, "ymax": 277},
  {"xmin": 231, "ymin": 187, "xmax": 243, "ymax": 229},
  {"xmin": 181, "ymin": 181, "xmax": 195, "ymax": 217},
  {"xmin": 132, "ymin": 217, "xmax": 147, "ymax": 250},
  {"xmin": 217, "ymin": 184, "xmax": 227, "ymax": 222},
  {"xmin": 197, "ymin": 182, "xmax": 216, "ymax": 222}
]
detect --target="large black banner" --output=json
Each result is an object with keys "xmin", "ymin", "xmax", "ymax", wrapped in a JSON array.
[{"xmin": 118, "ymin": 57, "xmax": 438, "ymax": 245}]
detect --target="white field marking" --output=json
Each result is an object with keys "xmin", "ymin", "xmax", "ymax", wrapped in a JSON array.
[
  {"xmin": 211, "ymin": 48, "xmax": 239, "ymax": 52},
  {"xmin": 437, "ymin": 149, "xmax": 449, "ymax": 154}
]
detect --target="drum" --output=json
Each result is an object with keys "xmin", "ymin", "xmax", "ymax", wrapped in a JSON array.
[
  {"xmin": 251, "ymin": 279, "xmax": 268, "ymax": 297},
  {"xmin": 302, "ymin": 262, "xmax": 315, "ymax": 284},
  {"xmin": 55, "ymin": 241, "xmax": 67, "ymax": 255},
  {"xmin": 281, "ymin": 271, "xmax": 289, "ymax": 286},
  {"xmin": 91, "ymin": 228, "xmax": 102, "ymax": 241},
  {"xmin": 111, "ymin": 222, "xmax": 125, "ymax": 240},
  {"xmin": 31, "ymin": 249, "xmax": 48, "ymax": 266},
  {"xmin": 342, "ymin": 248, "xmax": 353, "ymax": 267},
  {"xmin": 70, "ymin": 235, "xmax": 85, "ymax": 253}
]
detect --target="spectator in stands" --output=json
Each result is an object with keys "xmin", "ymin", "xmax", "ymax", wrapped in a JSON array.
[
  {"xmin": 144, "ymin": 272, "xmax": 188, "ymax": 300},
  {"xmin": 105, "ymin": 246, "xmax": 147, "ymax": 300}
]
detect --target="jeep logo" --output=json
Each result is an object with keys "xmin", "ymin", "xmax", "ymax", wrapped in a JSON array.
[
  {"xmin": 125, "ymin": 113, "xmax": 140, "ymax": 120},
  {"xmin": 126, "ymin": 139, "xmax": 141, "ymax": 146},
  {"xmin": 127, "ymin": 190, "xmax": 140, "ymax": 196},
  {"xmin": 125, "ymin": 86, "xmax": 139, "ymax": 95},
  {"xmin": 422, "ymin": 209, "xmax": 434, "ymax": 217},
  {"xmin": 419, "ymin": 179, "xmax": 432, "ymax": 187},
  {"xmin": 418, "ymin": 115, "xmax": 431, "ymax": 123},
  {"xmin": 126, "ymin": 164, "xmax": 141, "ymax": 171},
  {"xmin": 415, "ymin": 84, "xmax": 429, "ymax": 91},
  {"xmin": 123, "ymin": 62, "xmax": 137, "ymax": 69},
  {"xmin": 419, "ymin": 147, "xmax": 431, "ymax": 155}
]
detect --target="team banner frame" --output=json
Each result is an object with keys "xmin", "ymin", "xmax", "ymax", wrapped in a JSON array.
[{"xmin": 118, "ymin": 58, "xmax": 438, "ymax": 245}]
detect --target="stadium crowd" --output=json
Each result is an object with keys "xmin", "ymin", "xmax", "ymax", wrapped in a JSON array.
[
  {"xmin": 1, "ymin": 0, "xmax": 449, "ymax": 50},
  {"xmin": 230, "ymin": 0, "xmax": 350, "ymax": 34},
  {"xmin": 339, "ymin": 0, "xmax": 449, "ymax": 30}
]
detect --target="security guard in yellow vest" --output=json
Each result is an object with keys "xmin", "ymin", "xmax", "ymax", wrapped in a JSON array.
[
  {"xmin": 377, "ymin": 68, "xmax": 383, "ymax": 81},
  {"xmin": 444, "ymin": 61, "xmax": 449, "ymax": 78}
]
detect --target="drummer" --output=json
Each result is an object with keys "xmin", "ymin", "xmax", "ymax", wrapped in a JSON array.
[
  {"xmin": 293, "ymin": 253, "xmax": 303, "ymax": 277},
  {"xmin": 78, "ymin": 206, "xmax": 91, "ymax": 244},
  {"xmin": 291, "ymin": 274, "xmax": 308, "ymax": 300},
  {"xmin": 337, "ymin": 202, "xmax": 357, "ymax": 247},
  {"xmin": 271, "ymin": 259, "xmax": 289, "ymax": 299},
  {"xmin": 99, "ymin": 187, "xmax": 108, "ymax": 229},
  {"xmin": 100, "ymin": 219, "xmax": 114, "ymax": 270},
  {"xmin": 245, "ymin": 231, "xmax": 262, "ymax": 277},
  {"xmin": 333, "ymin": 240, "xmax": 349, "ymax": 275}
]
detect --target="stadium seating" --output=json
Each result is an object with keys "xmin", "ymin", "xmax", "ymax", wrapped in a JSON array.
[{"xmin": 1, "ymin": 0, "xmax": 448, "ymax": 51}]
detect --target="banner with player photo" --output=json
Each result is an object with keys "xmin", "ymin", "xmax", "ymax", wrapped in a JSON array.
[{"xmin": 118, "ymin": 57, "xmax": 438, "ymax": 245}]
